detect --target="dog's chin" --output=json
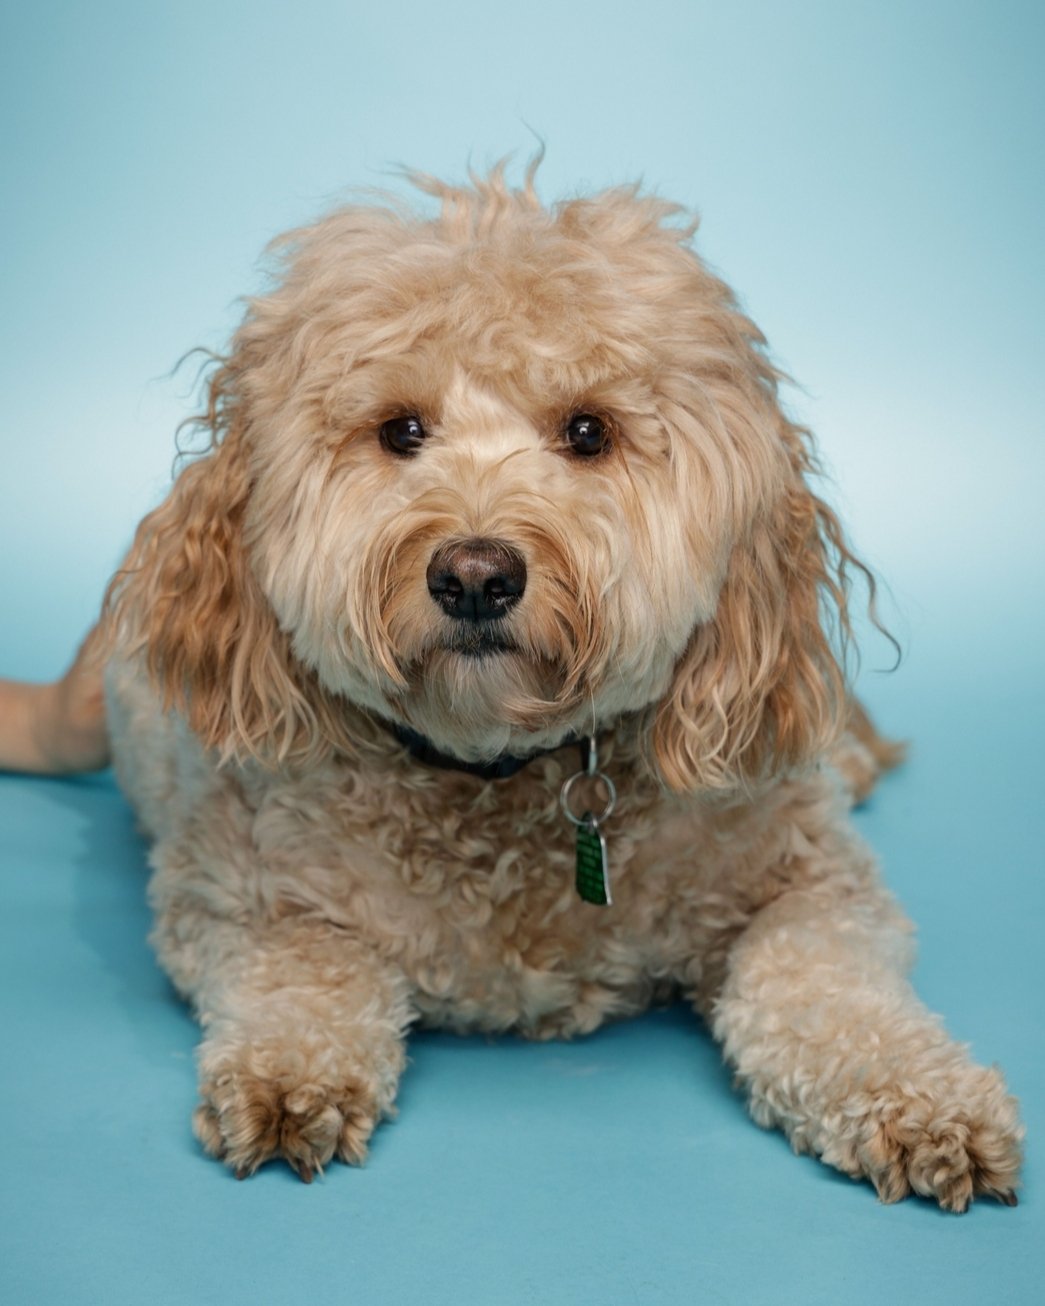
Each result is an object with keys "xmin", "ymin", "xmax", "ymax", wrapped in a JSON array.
[{"xmin": 391, "ymin": 640, "xmax": 581, "ymax": 763}]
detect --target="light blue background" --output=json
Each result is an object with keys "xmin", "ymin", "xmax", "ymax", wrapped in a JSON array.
[{"xmin": 1, "ymin": 2, "xmax": 1042, "ymax": 1302}]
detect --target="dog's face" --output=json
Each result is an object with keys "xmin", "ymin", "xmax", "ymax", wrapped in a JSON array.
[
  {"xmin": 256, "ymin": 367, "xmax": 714, "ymax": 762},
  {"xmin": 112, "ymin": 171, "xmax": 856, "ymax": 788},
  {"xmin": 244, "ymin": 193, "xmax": 752, "ymax": 762}
]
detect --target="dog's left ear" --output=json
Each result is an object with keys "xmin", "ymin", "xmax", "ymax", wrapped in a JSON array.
[{"xmin": 651, "ymin": 419, "xmax": 859, "ymax": 792}]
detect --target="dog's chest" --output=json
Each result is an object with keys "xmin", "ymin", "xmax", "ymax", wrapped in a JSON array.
[{"xmin": 247, "ymin": 758, "xmax": 675, "ymax": 1034}]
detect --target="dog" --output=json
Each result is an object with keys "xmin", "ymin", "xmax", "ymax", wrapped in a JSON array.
[{"xmin": 0, "ymin": 164, "xmax": 1022, "ymax": 1208}]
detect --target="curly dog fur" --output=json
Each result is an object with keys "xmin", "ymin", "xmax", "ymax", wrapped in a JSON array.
[{"xmin": 26, "ymin": 165, "xmax": 1024, "ymax": 1205}]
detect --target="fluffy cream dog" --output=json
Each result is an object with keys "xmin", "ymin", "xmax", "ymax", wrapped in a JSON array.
[{"xmin": 1, "ymin": 166, "xmax": 1022, "ymax": 1208}]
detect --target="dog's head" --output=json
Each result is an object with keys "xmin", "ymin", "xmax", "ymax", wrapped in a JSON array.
[{"xmin": 109, "ymin": 166, "xmax": 867, "ymax": 790}]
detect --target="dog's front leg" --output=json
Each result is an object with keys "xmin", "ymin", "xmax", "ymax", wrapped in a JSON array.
[
  {"xmin": 161, "ymin": 913, "xmax": 414, "ymax": 1181},
  {"xmin": 707, "ymin": 884, "xmax": 1023, "ymax": 1210}
]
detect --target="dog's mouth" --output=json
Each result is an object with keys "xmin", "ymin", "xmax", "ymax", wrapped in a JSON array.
[{"xmin": 441, "ymin": 627, "xmax": 519, "ymax": 659}]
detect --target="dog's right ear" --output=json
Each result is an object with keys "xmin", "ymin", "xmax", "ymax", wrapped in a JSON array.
[{"xmin": 105, "ymin": 361, "xmax": 339, "ymax": 767}]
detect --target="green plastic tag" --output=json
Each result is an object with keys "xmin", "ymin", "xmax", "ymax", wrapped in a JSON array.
[{"xmin": 576, "ymin": 814, "xmax": 611, "ymax": 905}]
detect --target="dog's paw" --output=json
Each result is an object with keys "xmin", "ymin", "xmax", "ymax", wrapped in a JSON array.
[
  {"xmin": 840, "ymin": 1068, "xmax": 1023, "ymax": 1212},
  {"xmin": 193, "ymin": 1062, "xmax": 380, "ymax": 1182}
]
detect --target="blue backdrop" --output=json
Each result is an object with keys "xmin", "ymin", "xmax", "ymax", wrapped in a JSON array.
[{"xmin": 1, "ymin": 2, "xmax": 1042, "ymax": 1302}]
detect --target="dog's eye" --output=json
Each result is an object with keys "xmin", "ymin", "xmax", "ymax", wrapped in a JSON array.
[
  {"xmin": 380, "ymin": 415, "xmax": 427, "ymax": 457},
  {"xmin": 564, "ymin": 413, "xmax": 610, "ymax": 457}
]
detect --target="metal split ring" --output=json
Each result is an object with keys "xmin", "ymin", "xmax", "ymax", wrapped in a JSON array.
[{"xmin": 559, "ymin": 769, "xmax": 617, "ymax": 827}]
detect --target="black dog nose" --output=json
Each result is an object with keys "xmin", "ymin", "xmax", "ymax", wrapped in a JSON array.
[{"xmin": 426, "ymin": 538, "xmax": 527, "ymax": 622}]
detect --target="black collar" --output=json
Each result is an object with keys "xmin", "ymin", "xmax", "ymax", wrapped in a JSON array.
[{"xmin": 391, "ymin": 722, "xmax": 584, "ymax": 780}]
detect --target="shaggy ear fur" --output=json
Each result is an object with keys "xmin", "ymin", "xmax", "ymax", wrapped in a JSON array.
[
  {"xmin": 104, "ymin": 362, "xmax": 347, "ymax": 767},
  {"xmin": 652, "ymin": 419, "xmax": 863, "ymax": 793}
]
